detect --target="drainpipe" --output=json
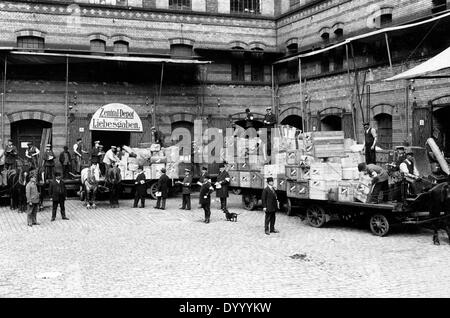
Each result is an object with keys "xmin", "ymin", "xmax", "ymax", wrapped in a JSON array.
[
  {"xmin": 65, "ymin": 57, "xmax": 69, "ymax": 144},
  {"xmin": 2, "ymin": 55, "xmax": 7, "ymax": 144}
]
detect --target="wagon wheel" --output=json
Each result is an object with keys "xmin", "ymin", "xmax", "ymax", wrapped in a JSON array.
[
  {"xmin": 147, "ymin": 182, "xmax": 158, "ymax": 200},
  {"xmin": 306, "ymin": 205, "xmax": 327, "ymax": 228},
  {"xmin": 369, "ymin": 214, "xmax": 390, "ymax": 237},
  {"xmin": 242, "ymin": 194, "xmax": 258, "ymax": 211},
  {"xmin": 285, "ymin": 198, "xmax": 294, "ymax": 216}
]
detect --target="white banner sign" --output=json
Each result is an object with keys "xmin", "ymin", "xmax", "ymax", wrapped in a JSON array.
[{"xmin": 89, "ymin": 103, "xmax": 143, "ymax": 132}]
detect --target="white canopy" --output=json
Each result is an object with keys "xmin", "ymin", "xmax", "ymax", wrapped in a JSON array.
[{"xmin": 385, "ymin": 46, "xmax": 450, "ymax": 81}]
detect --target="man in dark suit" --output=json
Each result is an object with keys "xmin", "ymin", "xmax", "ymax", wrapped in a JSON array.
[
  {"xmin": 155, "ymin": 168, "xmax": 170, "ymax": 210},
  {"xmin": 197, "ymin": 166, "xmax": 208, "ymax": 186},
  {"xmin": 177, "ymin": 168, "xmax": 192, "ymax": 210},
  {"xmin": 133, "ymin": 166, "xmax": 147, "ymax": 208},
  {"xmin": 49, "ymin": 172, "xmax": 69, "ymax": 222},
  {"xmin": 261, "ymin": 177, "xmax": 279, "ymax": 235},
  {"xmin": 199, "ymin": 175, "xmax": 214, "ymax": 223},
  {"xmin": 215, "ymin": 164, "xmax": 230, "ymax": 212}
]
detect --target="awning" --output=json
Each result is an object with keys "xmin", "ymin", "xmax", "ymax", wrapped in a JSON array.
[
  {"xmin": 384, "ymin": 46, "xmax": 450, "ymax": 81},
  {"xmin": 4, "ymin": 50, "xmax": 212, "ymax": 65},
  {"xmin": 274, "ymin": 10, "xmax": 450, "ymax": 65}
]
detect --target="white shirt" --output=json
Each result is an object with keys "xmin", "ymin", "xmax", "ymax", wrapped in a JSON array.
[
  {"xmin": 399, "ymin": 159, "xmax": 419, "ymax": 177},
  {"xmin": 103, "ymin": 149, "xmax": 120, "ymax": 165}
]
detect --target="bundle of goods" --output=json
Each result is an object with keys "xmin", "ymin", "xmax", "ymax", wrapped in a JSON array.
[{"xmin": 310, "ymin": 131, "xmax": 345, "ymax": 158}]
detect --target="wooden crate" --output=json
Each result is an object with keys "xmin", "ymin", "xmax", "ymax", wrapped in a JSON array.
[
  {"xmin": 250, "ymin": 171, "xmax": 264, "ymax": 189},
  {"xmin": 238, "ymin": 161, "xmax": 251, "ymax": 171},
  {"xmin": 285, "ymin": 166, "xmax": 301, "ymax": 181},
  {"xmin": 229, "ymin": 171, "xmax": 240, "ymax": 187},
  {"xmin": 338, "ymin": 182, "xmax": 354, "ymax": 202},
  {"xmin": 240, "ymin": 171, "xmax": 251, "ymax": 188},
  {"xmin": 274, "ymin": 178, "xmax": 287, "ymax": 192},
  {"xmin": 309, "ymin": 180, "xmax": 338, "ymax": 200},
  {"xmin": 286, "ymin": 181, "xmax": 309, "ymax": 199},
  {"xmin": 286, "ymin": 150, "xmax": 303, "ymax": 166}
]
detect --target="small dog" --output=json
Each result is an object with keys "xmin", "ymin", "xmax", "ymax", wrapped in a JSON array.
[{"xmin": 224, "ymin": 211, "xmax": 238, "ymax": 222}]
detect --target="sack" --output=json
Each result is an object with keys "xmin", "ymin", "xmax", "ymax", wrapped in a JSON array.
[{"xmin": 155, "ymin": 191, "xmax": 162, "ymax": 197}]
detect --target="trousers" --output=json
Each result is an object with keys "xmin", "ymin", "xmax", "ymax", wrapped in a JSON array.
[
  {"xmin": 370, "ymin": 180, "xmax": 389, "ymax": 203},
  {"xmin": 156, "ymin": 197, "xmax": 166, "ymax": 209},
  {"xmin": 134, "ymin": 193, "xmax": 145, "ymax": 208},
  {"xmin": 52, "ymin": 199, "xmax": 66, "ymax": 219},
  {"xmin": 182, "ymin": 194, "xmax": 191, "ymax": 209},
  {"xmin": 220, "ymin": 197, "xmax": 228, "ymax": 211},
  {"xmin": 264, "ymin": 211, "xmax": 276, "ymax": 232},
  {"xmin": 27, "ymin": 203, "xmax": 38, "ymax": 225},
  {"xmin": 202, "ymin": 203, "xmax": 211, "ymax": 221}
]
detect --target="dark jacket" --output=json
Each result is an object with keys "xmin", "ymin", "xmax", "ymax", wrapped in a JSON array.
[
  {"xmin": 263, "ymin": 113, "xmax": 277, "ymax": 127},
  {"xmin": 199, "ymin": 181, "xmax": 214, "ymax": 205},
  {"xmin": 216, "ymin": 170, "xmax": 230, "ymax": 198},
  {"xmin": 134, "ymin": 172, "xmax": 147, "ymax": 196},
  {"xmin": 181, "ymin": 175, "xmax": 192, "ymax": 195},
  {"xmin": 49, "ymin": 180, "xmax": 67, "ymax": 201},
  {"xmin": 5, "ymin": 145, "xmax": 18, "ymax": 164},
  {"xmin": 245, "ymin": 112, "xmax": 254, "ymax": 128},
  {"xmin": 91, "ymin": 147, "xmax": 101, "ymax": 164},
  {"xmin": 59, "ymin": 151, "xmax": 72, "ymax": 166},
  {"xmin": 43, "ymin": 150, "xmax": 55, "ymax": 167},
  {"xmin": 198, "ymin": 172, "xmax": 207, "ymax": 185},
  {"xmin": 152, "ymin": 130, "xmax": 164, "ymax": 147},
  {"xmin": 157, "ymin": 173, "xmax": 170, "ymax": 198},
  {"xmin": 262, "ymin": 186, "xmax": 278, "ymax": 213}
]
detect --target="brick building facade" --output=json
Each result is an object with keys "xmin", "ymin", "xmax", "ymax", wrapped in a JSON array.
[{"xmin": 1, "ymin": 0, "xmax": 449, "ymax": 164}]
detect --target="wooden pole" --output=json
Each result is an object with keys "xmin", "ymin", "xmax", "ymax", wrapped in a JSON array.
[
  {"xmin": 65, "ymin": 57, "xmax": 69, "ymax": 143},
  {"xmin": 157, "ymin": 62, "xmax": 165, "ymax": 130},
  {"xmin": 2, "ymin": 55, "xmax": 7, "ymax": 144},
  {"xmin": 385, "ymin": 33, "xmax": 393, "ymax": 71},
  {"xmin": 298, "ymin": 58, "xmax": 305, "ymax": 132},
  {"xmin": 346, "ymin": 44, "xmax": 357, "ymax": 140}
]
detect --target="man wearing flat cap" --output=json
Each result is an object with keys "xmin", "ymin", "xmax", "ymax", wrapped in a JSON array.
[
  {"xmin": 215, "ymin": 164, "xmax": 230, "ymax": 212},
  {"xmin": 399, "ymin": 151, "xmax": 420, "ymax": 196},
  {"xmin": 43, "ymin": 144, "xmax": 55, "ymax": 181},
  {"xmin": 90, "ymin": 140, "xmax": 102, "ymax": 167},
  {"xmin": 177, "ymin": 168, "xmax": 192, "ymax": 210},
  {"xmin": 263, "ymin": 107, "xmax": 276, "ymax": 156},
  {"xmin": 155, "ymin": 167, "xmax": 170, "ymax": 210},
  {"xmin": 362, "ymin": 122, "xmax": 377, "ymax": 164},
  {"xmin": 261, "ymin": 177, "xmax": 279, "ymax": 235}
]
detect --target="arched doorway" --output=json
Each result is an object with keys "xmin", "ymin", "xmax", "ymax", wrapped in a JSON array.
[
  {"xmin": 281, "ymin": 115, "xmax": 303, "ymax": 130},
  {"xmin": 11, "ymin": 119, "xmax": 52, "ymax": 158},
  {"xmin": 321, "ymin": 115, "xmax": 342, "ymax": 131},
  {"xmin": 375, "ymin": 113, "xmax": 393, "ymax": 150},
  {"xmin": 433, "ymin": 105, "xmax": 450, "ymax": 156}
]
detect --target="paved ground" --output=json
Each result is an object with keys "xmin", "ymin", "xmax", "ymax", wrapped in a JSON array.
[{"xmin": 1, "ymin": 193, "xmax": 450, "ymax": 298}]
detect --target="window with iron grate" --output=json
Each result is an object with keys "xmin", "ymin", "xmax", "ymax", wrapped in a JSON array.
[
  {"xmin": 17, "ymin": 36, "xmax": 45, "ymax": 50},
  {"xmin": 169, "ymin": 0, "xmax": 192, "ymax": 10},
  {"xmin": 230, "ymin": 0, "xmax": 261, "ymax": 15},
  {"xmin": 90, "ymin": 39, "xmax": 106, "ymax": 52},
  {"xmin": 114, "ymin": 41, "xmax": 129, "ymax": 54}
]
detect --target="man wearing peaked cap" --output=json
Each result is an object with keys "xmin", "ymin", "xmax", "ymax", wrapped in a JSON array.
[
  {"xmin": 177, "ymin": 168, "xmax": 192, "ymax": 210},
  {"xmin": 199, "ymin": 174, "xmax": 214, "ymax": 223},
  {"xmin": 262, "ymin": 177, "xmax": 280, "ymax": 235},
  {"xmin": 133, "ymin": 166, "xmax": 147, "ymax": 208},
  {"xmin": 216, "ymin": 164, "xmax": 230, "ymax": 213},
  {"xmin": 155, "ymin": 167, "xmax": 170, "ymax": 210}
]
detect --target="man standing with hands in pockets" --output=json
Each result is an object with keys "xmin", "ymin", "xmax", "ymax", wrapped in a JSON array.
[{"xmin": 49, "ymin": 172, "xmax": 69, "ymax": 222}]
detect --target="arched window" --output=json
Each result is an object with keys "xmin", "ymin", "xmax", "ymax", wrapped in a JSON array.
[
  {"xmin": 90, "ymin": 39, "xmax": 106, "ymax": 52},
  {"xmin": 375, "ymin": 113, "xmax": 393, "ymax": 149},
  {"xmin": 17, "ymin": 36, "xmax": 44, "ymax": 50},
  {"xmin": 113, "ymin": 40, "xmax": 129, "ymax": 54}
]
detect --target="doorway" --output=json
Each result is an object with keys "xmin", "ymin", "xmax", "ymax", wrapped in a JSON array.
[
  {"xmin": 321, "ymin": 115, "xmax": 342, "ymax": 131},
  {"xmin": 433, "ymin": 105, "xmax": 450, "ymax": 156},
  {"xmin": 281, "ymin": 115, "xmax": 303, "ymax": 130},
  {"xmin": 11, "ymin": 119, "xmax": 52, "ymax": 158},
  {"xmin": 91, "ymin": 130, "xmax": 131, "ymax": 151}
]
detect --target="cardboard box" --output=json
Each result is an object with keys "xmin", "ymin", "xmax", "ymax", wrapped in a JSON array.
[
  {"xmin": 229, "ymin": 171, "xmax": 240, "ymax": 187},
  {"xmin": 342, "ymin": 167, "xmax": 359, "ymax": 180},
  {"xmin": 250, "ymin": 171, "xmax": 264, "ymax": 189},
  {"xmin": 324, "ymin": 162, "xmax": 343, "ymax": 181},
  {"xmin": 286, "ymin": 181, "xmax": 309, "ymax": 199},
  {"xmin": 274, "ymin": 152, "xmax": 287, "ymax": 166},
  {"xmin": 125, "ymin": 170, "xmax": 134, "ymax": 180},
  {"xmin": 240, "ymin": 171, "xmax": 251, "ymax": 188},
  {"xmin": 151, "ymin": 163, "xmax": 166, "ymax": 180},
  {"xmin": 309, "ymin": 162, "xmax": 327, "ymax": 180}
]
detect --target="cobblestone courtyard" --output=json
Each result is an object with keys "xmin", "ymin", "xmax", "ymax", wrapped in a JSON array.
[{"xmin": 1, "ymin": 193, "xmax": 450, "ymax": 298}]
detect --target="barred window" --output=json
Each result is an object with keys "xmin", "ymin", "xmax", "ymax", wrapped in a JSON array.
[
  {"xmin": 432, "ymin": 0, "xmax": 447, "ymax": 13},
  {"xmin": 114, "ymin": 41, "xmax": 129, "ymax": 54},
  {"xmin": 231, "ymin": 62, "xmax": 245, "ymax": 81},
  {"xmin": 169, "ymin": 0, "xmax": 191, "ymax": 10},
  {"xmin": 230, "ymin": 0, "xmax": 261, "ymax": 15},
  {"xmin": 88, "ymin": 0, "xmax": 128, "ymax": 5},
  {"xmin": 17, "ymin": 36, "xmax": 44, "ymax": 50},
  {"xmin": 90, "ymin": 39, "xmax": 106, "ymax": 52}
]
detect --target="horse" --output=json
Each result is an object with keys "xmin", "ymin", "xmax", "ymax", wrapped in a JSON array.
[
  {"xmin": 406, "ymin": 180, "xmax": 450, "ymax": 245},
  {"xmin": 80, "ymin": 165, "xmax": 100, "ymax": 209},
  {"xmin": 7, "ymin": 167, "xmax": 30, "ymax": 212},
  {"xmin": 105, "ymin": 164, "xmax": 122, "ymax": 208}
]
